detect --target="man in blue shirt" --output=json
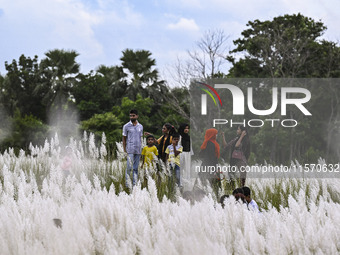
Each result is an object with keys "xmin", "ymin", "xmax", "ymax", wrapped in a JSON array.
[{"xmin": 122, "ymin": 109, "xmax": 143, "ymax": 187}]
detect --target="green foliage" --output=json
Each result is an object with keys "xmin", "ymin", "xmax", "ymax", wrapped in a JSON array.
[
  {"xmin": 1, "ymin": 110, "xmax": 48, "ymax": 153},
  {"xmin": 162, "ymin": 86, "xmax": 189, "ymax": 123},
  {"xmin": 158, "ymin": 103, "xmax": 187, "ymax": 128},
  {"xmin": 0, "ymin": 47, "xmax": 190, "ymax": 154},
  {"xmin": 72, "ymin": 72, "xmax": 113, "ymax": 120},
  {"xmin": 113, "ymin": 94, "xmax": 154, "ymax": 131},
  {"xmin": 96, "ymin": 65, "xmax": 127, "ymax": 106},
  {"xmin": 2, "ymin": 55, "xmax": 46, "ymax": 121},
  {"xmin": 94, "ymin": 160, "xmax": 178, "ymax": 202},
  {"xmin": 38, "ymin": 49, "xmax": 80, "ymax": 111},
  {"xmin": 42, "ymin": 49, "xmax": 80, "ymax": 78},
  {"xmin": 303, "ymin": 146, "xmax": 321, "ymax": 163},
  {"xmin": 121, "ymin": 49, "xmax": 157, "ymax": 85},
  {"xmin": 81, "ymin": 112, "xmax": 122, "ymax": 154},
  {"xmin": 120, "ymin": 49, "xmax": 167, "ymax": 103},
  {"xmin": 228, "ymin": 13, "xmax": 339, "ymax": 78},
  {"xmin": 2, "ymin": 14, "xmax": 338, "ymax": 166},
  {"xmin": 224, "ymin": 14, "xmax": 340, "ymax": 164}
]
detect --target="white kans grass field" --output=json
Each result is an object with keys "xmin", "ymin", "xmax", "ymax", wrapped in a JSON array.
[{"xmin": 0, "ymin": 134, "xmax": 340, "ymax": 254}]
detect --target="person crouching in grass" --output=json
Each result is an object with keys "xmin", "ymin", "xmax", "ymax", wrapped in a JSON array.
[
  {"xmin": 141, "ymin": 135, "xmax": 159, "ymax": 170},
  {"xmin": 165, "ymin": 133, "xmax": 183, "ymax": 187}
]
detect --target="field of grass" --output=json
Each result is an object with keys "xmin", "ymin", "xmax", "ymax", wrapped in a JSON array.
[{"xmin": 0, "ymin": 134, "xmax": 339, "ymax": 254}]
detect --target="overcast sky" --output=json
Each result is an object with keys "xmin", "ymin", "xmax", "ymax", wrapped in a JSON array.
[{"xmin": 0, "ymin": 0, "xmax": 339, "ymax": 84}]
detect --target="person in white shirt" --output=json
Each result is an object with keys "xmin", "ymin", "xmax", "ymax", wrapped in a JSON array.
[
  {"xmin": 122, "ymin": 109, "xmax": 143, "ymax": 187},
  {"xmin": 165, "ymin": 133, "xmax": 183, "ymax": 187},
  {"xmin": 243, "ymin": 186, "xmax": 260, "ymax": 213}
]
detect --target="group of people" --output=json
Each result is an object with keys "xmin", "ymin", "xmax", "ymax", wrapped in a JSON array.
[
  {"xmin": 122, "ymin": 109, "xmax": 251, "ymax": 193},
  {"xmin": 199, "ymin": 126, "xmax": 250, "ymax": 187},
  {"xmin": 122, "ymin": 109, "xmax": 191, "ymax": 187},
  {"xmin": 220, "ymin": 186, "xmax": 260, "ymax": 213}
]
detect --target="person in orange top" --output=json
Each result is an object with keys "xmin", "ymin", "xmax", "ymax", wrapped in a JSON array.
[{"xmin": 199, "ymin": 128, "xmax": 221, "ymax": 190}]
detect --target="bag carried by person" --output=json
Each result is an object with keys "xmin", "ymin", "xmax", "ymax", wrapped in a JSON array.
[{"xmin": 232, "ymin": 149, "xmax": 243, "ymax": 159}]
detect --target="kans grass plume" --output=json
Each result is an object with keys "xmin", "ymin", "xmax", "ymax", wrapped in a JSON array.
[{"xmin": 0, "ymin": 135, "xmax": 339, "ymax": 254}]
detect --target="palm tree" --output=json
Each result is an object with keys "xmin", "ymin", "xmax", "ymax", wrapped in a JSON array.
[
  {"xmin": 36, "ymin": 49, "xmax": 80, "ymax": 141},
  {"xmin": 38, "ymin": 49, "xmax": 80, "ymax": 109},
  {"xmin": 96, "ymin": 65, "xmax": 127, "ymax": 104},
  {"xmin": 120, "ymin": 49, "xmax": 164, "ymax": 100}
]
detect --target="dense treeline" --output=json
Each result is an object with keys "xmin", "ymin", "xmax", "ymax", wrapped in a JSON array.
[
  {"xmin": 224, "ymin": 14, "xmax": 340, "ymax": 164},
  {"xmin": 0, "ymin": 48, "xmax": 189, "ymax": 153},
  {"xmin": 0, "ymin": 13, "xmax": 340, "ymax": 164}
]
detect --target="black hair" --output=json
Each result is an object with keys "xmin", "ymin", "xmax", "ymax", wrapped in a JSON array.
[
  {"xmin": 232, "ymin": 188, "xmax": 245, "ymax": 202},
  {"xmin": 178, "ymin": 123, "xmax": 189, "ymax": 136},
  {"xmin": 242, "ymin": 186, "xmax": 251, "ymax": 197},
  {"xmin": 158, "ymin": 123, "xmax": 176, "ymax": 161},
  {"xmin": 146, "ymin": 135, "xmax": 155, "ymax": 140},
  {"xmin": 238, "ymin": 125, "xmax": 250, "ymax": 159},
  {"xmin": 146, "ymin": 134, "xmax": 154, "ymax": 140},
  {"xmin": 230, "ymin": 125, "xmax": 251, "ymax": 162},
  {"xmin": 220, "ymin": 194, "xmax": 229, "ymax": 208},
  {"xmin": 178, "ymin": 124, "xmax": 190, "ymax": 152},
  {"xmin": 232, "ymin": 188, "xmax": 244, "ymax": 195},
  {"xmin": 172, "ymin": 133, "xmax": 180, "ymax": 139},
  {"xmin": 130, "ymin": 109, "xmax": 138, "ymax": 115},
  {"xmin": 163, "ymin": 123, "xmax": 177, "ymax": 136}
]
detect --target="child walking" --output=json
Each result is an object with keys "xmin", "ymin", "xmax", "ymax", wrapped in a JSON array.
[{"xmin": 165, "ymin": 133, "xmax": 183, "ymax": 187}]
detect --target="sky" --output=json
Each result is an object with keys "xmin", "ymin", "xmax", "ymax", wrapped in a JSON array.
[{"xmin": 0, "ymin": 0, "xmax": 339, "ymax": 85}]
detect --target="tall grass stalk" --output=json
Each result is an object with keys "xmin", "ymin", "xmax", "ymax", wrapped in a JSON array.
[{"xmin": 0, "ymin": 135, "xmax": 339, "ymax": 254}]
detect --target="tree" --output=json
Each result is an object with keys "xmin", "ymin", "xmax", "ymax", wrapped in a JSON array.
[
  {"xmin": 1, "ymin": 55, "xmax": 46, "ymax": 121},
  {"xmin": 160, "ymin": 86, "xmax": 190, "ymax": 126},
  {"xmin": 96, "ymin": 65, "xmax": 127, "ymax": 105},
  {"xmin": 169, "ymin": 29, "xmax": 230, "ymax": 87},
  {"xmin": 165, "ymin": 30, "xmax": 229, "ymax": 129},
  {"xmin": 227, "ymin": 13, "xmax": 340, "ymax": 164},
  {"xmin": 34, "ymin": 49, "xmax": 81, "ymax": 144},
  {"xmin": 228, "ymin": 13, "xmax": 330, "ymax": 78},
  {"xmin": 0, "ymin": 110, "xmax": 49, "ymax": 153},
  {"xmin": 189, "ymin": 29, "xmax": 229, "ymax": 78},
  {"xmin": 120, "ymin": 49, "xmax": 166, "ymax": 101},
  {"xmin": 113, "ymin": 94, "xmax": 154, "ymax": 132},
  {"xmin": 0, "ymin": 73, "xmax": 4, "ymax": 89},
  {"xmin": 72, "ymin": 71, "xmax": 114, "ymax": 121},
  {"xmin": 38, "ymin": 49, "xmax": 80, "ymax": 110},
  {"xmin": 81, "ymin": 112, "xmax": 122, "ymax": 155}
]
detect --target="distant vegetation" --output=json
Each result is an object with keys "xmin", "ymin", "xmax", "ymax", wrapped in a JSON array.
[{"xmin": 1, "ymin": 13, "xmax": 340, "ymax": 165}]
